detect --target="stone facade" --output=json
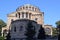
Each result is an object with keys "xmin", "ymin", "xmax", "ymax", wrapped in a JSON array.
[
  {"xmin": 2, "ymin": 4, "xmax": 52, "ymax": 39},
  {"xmin": 10, "ymin": 19, "xmax": 41, "ymax": 40}
]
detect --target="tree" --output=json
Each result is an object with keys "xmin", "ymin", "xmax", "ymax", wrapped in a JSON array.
[
  {"xmin": 38, "ymin": 25, "xmax": 46, "ymax": 39},
  {"xmin": 25, "ymin": 21, "xmax": 36, "ymax": 40},
  {"xmin": 56, "ymin": 20, "xmax": 60, "ymax": 40},
  {"xmin": 0, "ymin": 19, "xmax": 6, "ymax": 27},
  {"xmin": 52, "ymin": 27, "xmax": 58, "ymax": 37},
  {"xmin": 0, "ymin": 36, "xmax": 5, "ymax": 40},
  {"xmin": 0, "ymin": 19, "xmax": 6, "ymax": 36}
]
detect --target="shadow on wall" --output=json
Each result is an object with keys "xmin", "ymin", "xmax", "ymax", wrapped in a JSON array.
[{"xmin": 6, "ymin": 19, "xmax": 46, "ymax": 40}]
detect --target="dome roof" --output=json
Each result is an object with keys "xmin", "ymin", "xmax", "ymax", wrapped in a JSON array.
[
  {"xmin": 16, "ymin": 4, "xmax": 40, "ymax": 12},
  {"xmin": 23, "ymin": 4, "xmax": 36, "ymax": 8}
]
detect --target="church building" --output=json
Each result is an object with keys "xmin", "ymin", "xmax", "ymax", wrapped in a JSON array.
[{"xmin": 2, "ymin": 4, "xmax": 53, "ymax": 40}]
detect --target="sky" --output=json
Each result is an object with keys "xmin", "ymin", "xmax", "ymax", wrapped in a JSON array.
[{"xmin": 0, "ymin": 0, "xmax": 60, "ymax": 27}]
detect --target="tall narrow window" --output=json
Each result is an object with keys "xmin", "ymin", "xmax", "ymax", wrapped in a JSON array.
[
  {"xmin": 18, "ymin": 13, "xmax": 20, "ymax": 18},
  {"xmin": 14, "ymin": 27, "xmax": 16, "ymax": 32},
  {"xmin": 20, "ymin": 26, "xmax": 23, "ymax": 31},
  {"xmin": 26, "ymin": 12, "xmax": 28, "ymax": 18},
  {"xmin": 29, "ymin": 13, "xmax": 31, "ymax": 19},
  {"xmin": 22, "ymin": 12, "xmax": 24, "ymax": 18}
]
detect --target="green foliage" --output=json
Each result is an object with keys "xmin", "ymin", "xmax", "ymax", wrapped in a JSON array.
[
  {"xmin": 55, "ymin": 20, "xmax": 60, "ymax": 33},
  {"xmin": 55, "ymin": 20, "xmax": 60, "ymax": 40},
  {"xmin": 56, "ymin": 21, "xmax": 60, "ymax": 25},
  {"xmin": 52, "ymin": 27, "xmax": 58, "ymax": 36},
  {"xmin": 25, "ymin": 21, "xmax": 36, "ymax": 40},
  {"xmin": 0, "ymin": 19, "xmax": 6, "ymax": 27},
  {"xmin": 0, "ymin": 19, "xmax": 6, "ymax": 36},
  {"xmin": 0, "ymin": 36, "xmax": 5, "ymax": 40}
]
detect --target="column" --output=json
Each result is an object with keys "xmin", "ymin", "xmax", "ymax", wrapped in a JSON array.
[
  {"xmin": 24, "ymin": 12, "xmax": 26, "ymax": 18},
  {"xmin": 2, "ymin": 29, "xmax": 3, "ymax": 36},
  {"xmin": 28, "ymin": 13, "xmax": 29, "ymax": 19},
  {"xmin": 20, "ymin": 12, "xmax": 22, "ymax": 19}
]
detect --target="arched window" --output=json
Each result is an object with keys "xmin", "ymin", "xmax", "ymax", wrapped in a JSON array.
[{"xmin": 45, "ymin": 28, "xmax": 51, "ymax": 34}]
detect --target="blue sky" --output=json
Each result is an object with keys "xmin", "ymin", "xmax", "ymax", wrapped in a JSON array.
[{"xmin": 0, "ymin": 0, "xmax": 60, "ymax": 27}]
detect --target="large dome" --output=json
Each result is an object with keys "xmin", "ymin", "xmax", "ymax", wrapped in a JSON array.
[{"xmin": 16, "ymin": 4, "xmax": 40, "ymax": 12}]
